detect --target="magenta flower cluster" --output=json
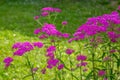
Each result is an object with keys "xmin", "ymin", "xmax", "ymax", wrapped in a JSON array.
[
  {"xmin": 34, "ymin": 23, "xmax": 70, "ymax": 38},
  {"xmin": 3, "ymin": 41, "xmax": 44, "ymax": 68},
  {"xmin": 76, "ymin": 54, "xmax": 88, "ymax": 68},
  {"xmin": 41, "ymin": 7, "xmax": 61, "ymax": 13},
  {"xmin": 33, "ymin": 42, "xmax": 44, "ymax": 48},
  {"xmin": 3, "ymin": 57, "xmax": 13, "ymax": 68},
  {"xmin": 12, "ymin": 42, "xmax": 34, "ymax": 56},
  {"xmin": 45, "ymin": 46, "xmax": 64, "ymax": 70},
  {"xmin": 98, "ymin": 70, "xmax": 106, "ymax": 76},
  {"xmin": 76, "ymin": 54, "xmax": 87, "ymax": 61},
  {"xmin": 71, "ymin": 11, "xmax": 120, "ymax": 42},
  {"xmin": 65, "ymin": 48, "xmax": 75, "ymax": 55},
  {"xmin": 34, "ymin": 28, "xmax": 41, "ymax": 34}
]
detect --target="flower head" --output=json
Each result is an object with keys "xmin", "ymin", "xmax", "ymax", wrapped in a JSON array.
[
  {"xmin": 104, "ymin": 78, "xmax": 108, "ymax": 80},
  {"xmin": 62, "ymin": 21, "xmax": 68, "ymax": 25},
  {"xmin": 39, "ymin": 34, "xmax": 48, "ymax": 39},
  {"xmin": 103, "ymin": 56, "xmax": 111, "ymax": 61},
  {"xmin": 76, "ymin": 54, "xmax": 87, "ymax": 61},
  {"xmin": 98, "ymin": 70, "xmax": 106, "ymax": 76},
  {"xmin": 117, "ymin": 5, "xmax": 120, "ymax": 10},
  {"xmin": 13, "ymin": 42, "xmax": 34, "ymax": 56},
  {"xmin": 41, "ymin": 68, "xmax": 46, "ymax": 74},
  {"xmin": 54, "ymin": 8, "xmax": 62, "ymax": 13},
  {"xmin": 32, "ymin": 67, "xmax": 38, "ymax": 73},
  {"xmin": 41, "ymin": 11, "xmax": 49, "ymax": 16},
  {"xmin": 62, "ymin": 33, "xmax": 70, "ymax": 38},
  {"xmin": 33, "ymin": 42, "xmax": 44, "ymax": 48},
  {"xmin": 47, "ymin": 46, "xmax": 56, "ymax": 53},
  {"xmin": 41, "ymin": 7, "xmax": 54, "ymax": 12},
  {"xmin": 110, "ymin": 49, "xmax": 117, "ymax": 53},
  {"xmin": 3, "ymin": 57, "xmax": 13, "ymax": 64},
  {"xmin": 77, "ymin": 62, "xmax": 88, "ymax": 67},
  {"xmin": 65, "ymin": 48, "xmax": 74, "ymax": 55},
  {"xmin": 3, "ymin": 57, "xmax": 13, "ymax": 68},
  {"xmin": 34, "ymin": 16, "xmax": 39, "ymax": 20},
  {"xmin": 34, "ymin": 28, "xmax": 41, "ymax": 34},
  {"xmin": 41, "ymin": 7, "xmax": 61, "ymax": 13},
  {"xmin": 47, "ymin": 58, "xmax": 59, "ymax": 69},
  {"xmin": 42, "ymin": 23, "xmax": 59, "ymax": 36},
  {"xmin": 57, "ymin": 64, "xmax": 64, "ymax": 70},
  {"xmin": 46, "ymin": 52, "xmax": 54, "ymax": 59}
]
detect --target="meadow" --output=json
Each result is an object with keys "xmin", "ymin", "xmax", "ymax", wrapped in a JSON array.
[{"xmin": 0, "ymin": 0, "xmax": 120, "ymax": 80}]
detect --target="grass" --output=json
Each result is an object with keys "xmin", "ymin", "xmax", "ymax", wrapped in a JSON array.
[{"xmin": 0, "ymin": 0, "xmax": 119, "ymax": 80}]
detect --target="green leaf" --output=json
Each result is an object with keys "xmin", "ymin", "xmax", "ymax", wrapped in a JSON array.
[
  {"xmin": 22, "ymin": 74, "xmax": 32, "ymax": 79},
  {"xmin": 71, "ymin": 74, "xmax": 79, "ymax": 80},
  {"xmin": 117, "ymin": 59, "xmax": 120, "ymax": 67},
  {"xmin": 98, "ymin": 52, "xmax": 106, "ymax": 59},
  {"xmin": 112, "ymin": 54, "xmax": 118, "ymax": 60},
  {"xmin": 85, "ymin": 70, "xmax": 93, "ymax": 80}
]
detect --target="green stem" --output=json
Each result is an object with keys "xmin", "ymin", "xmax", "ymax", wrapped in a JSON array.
[
  {"xmin": 79, "ymin": 66, "xmax": 82, "ymax": 80},
  {"xmin": 78, "ymin": 42, "xmax": 83, "ymax": 80},
  {"xmin": 25, "ymin": 55, "xmax": 35, "ymax": 80},
  {"xmin": 69, "ymin": 56, "xmax": 73, "ymax": 80},
  {"xmin": 92, "ymin": 50, "xmax": 95, "ymax": 80},
  {"xmin": 36, "ymin": 20, "xmax": 42, "ymax": 26},
  {"xmin": 53, "ymin": 13, "xmax": 58, "ymax": 24},
  {"xmin": 58, "ymin": 42, "xmax": 63, "ymax": 80}
]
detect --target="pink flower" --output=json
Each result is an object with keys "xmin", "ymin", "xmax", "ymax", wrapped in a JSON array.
[
  {"xmin": 41, "ymin": 68, "xmax": 46, "ymax": 74},
  {"xmin": 12, "ymin": 42, "xmax": 22, "ymax": 49},
  {"xmin": 65, "ymin": 48, "xmax": 74, "ymax": 55},
  {"xmin": 68, "ymin": 38, "xmax": 75, "ymax": 43},
  {"xmin": 62, "ymin": 33, "xmax": 70, "ymax": 38},
  {"xmin": 110, "ymin": 49, "xmax": 116, "ymax": 53},
  {"xmin": 117, "ymin": 5, "xmax": 120, "ymax": 10},
  {"xmin": 47, "ymin": 46, "xmax": 56, "ymax": 52},
  {"xmin": 5, "ymin": 63, "xmax": 11, "ymax": 68},
  {"xmin": 41, "ymin": 7, "xmax": 61, "ymax": 13},
  {"xmin": 3, "ymin": 57, "xmax": 13, "ymax": 64},
  {"xmin": 34, "ymin": 28, "xmax": 41, "ymax": 34},
  {"xmin": 39, "ymin": 34, "xmax": 48, "ymax": 39},
  {"xmin": 77, "ymin": 62, "xmax": 87, "ymax": 67},
  {"xmin": 54, "ymin": 8, "xmax": 62, "ymax": 13},
  {"xmin": 103, "ymin": 56, "xmax": 111, "ymax": 61},
  {"xmin": 98, "ymin": 70, "xmax": 106, "ymax": 76},
  {"xmin": 104, "ymin": 78, "xmax": 108, "ymax": 80},
  {"xmin": 57, "ymin": 64, "xmax": 64, "ymax": 70},
  {"xmin": 33, "ymin": 42, "xmax": 44, "ymax": 48},
  {"xmin": 76, "ymin": 54, "xmax": 87, "ymax": 61},
  {"xmin": 80, "ymin": 62, "xmax": 88, "ymax": 66},
  {"xmin": 3, "ymin": 57, "xmax": 13, "ymax": 68},
  {"xmin": 41, "ymin": 7, "xmax": 54, "ymax": 12},
  {"xmin": 62, "ymin": 21, "xmax": 67, "ymax": 25},
  {"xmin": 41, "ymin": 11, "xmax": 49, "ymax": 16},
  {"xmin": 47, "ymin": 58, "xmax": 59, "ymax": 69},
  {"xmin": 42, "ymin": 23, "xmax": 59, "ymax": 36},
  {"xmin": 46, "ymin": 52, "xmax": 54, "ymax": 59},
  {"xmin": 13, "ymin": 42, "xmax": 34, "ymax": 56},
  {"xmin": 34, "ymin": 16, "xmax": 39, "ymax": 20},
  {"xmin": 47, "ymin": 64, "xmax": 53, "ymax": 69},
  {"xmin": 32, "ymin": 67, "xmax": 38, "ymax": 73}
]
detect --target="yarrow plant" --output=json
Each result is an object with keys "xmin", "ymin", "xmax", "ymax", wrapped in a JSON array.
[{"xmin": 3, "ymin": 6, "xmax": 120, "ymax": 80}]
